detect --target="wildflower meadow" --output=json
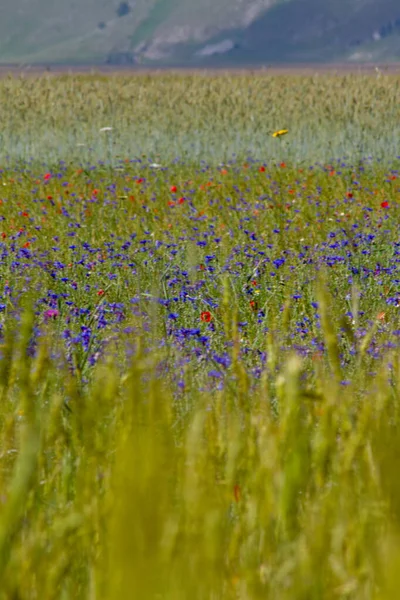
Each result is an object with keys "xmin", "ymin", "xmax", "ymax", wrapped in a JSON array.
[{"xmin": 0, "ymin": 71, "xmax": 400, "ymax": 598}]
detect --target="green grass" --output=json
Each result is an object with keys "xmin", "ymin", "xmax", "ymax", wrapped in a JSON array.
[
  {"xmin": 130, "ymin": 0, "xmax": 179, "ymax": 48},
  {"xmin": 0, "ymin": 72, "xmax": 400, "ymax": 598},
  {"xmin": 0, "ymin": 73, "xmax": 399, "ymax": 165},
  {"xmin": 3, "ymin": 305, "xmax": 400, "ymax": 598}
]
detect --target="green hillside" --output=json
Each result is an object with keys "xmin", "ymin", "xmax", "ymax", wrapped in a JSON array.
[{"xmin": 0, "ymin": 0, "xmax": 400, "ymax": 65}]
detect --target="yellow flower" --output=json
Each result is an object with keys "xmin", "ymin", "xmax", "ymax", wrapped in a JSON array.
[{"xmin": 272, "ymin": 129, "xmax": 289, "ymax": 138}]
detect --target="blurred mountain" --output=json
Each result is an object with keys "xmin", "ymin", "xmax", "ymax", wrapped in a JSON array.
[{"xmin": 0, "ymin": 0, "xmax": 400, "ymax": 65}]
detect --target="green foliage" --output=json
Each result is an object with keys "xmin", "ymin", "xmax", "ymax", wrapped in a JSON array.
[{"xmin": 0, "ymin": 72, "xmax": 399, "ymax": 598}]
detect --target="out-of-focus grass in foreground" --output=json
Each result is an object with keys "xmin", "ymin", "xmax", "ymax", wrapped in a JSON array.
[{"xmin": 0, "ymin": 306, "xmax": 400, "ymax": 599}]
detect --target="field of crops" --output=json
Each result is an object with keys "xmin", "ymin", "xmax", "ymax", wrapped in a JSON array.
[{"xmin": 0, "ymin": 72, "xmax": 400, "ymax": 598}]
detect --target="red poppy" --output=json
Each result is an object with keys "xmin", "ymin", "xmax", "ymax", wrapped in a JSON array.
[
  {"xmin": 381, "ymin": 201, "xmax": 389, "ymax": 208},
  {"xmin": 44, "ymin": 173, "xmax": 51, "ymax": 180},
  {"xmin": 259, "ymin": 166, "xmax": 266, "ymax": 172},
  {"xmin": 280, "ymin": 162, "xmax": 286, "ymax": 168},
  {"xmin": 170, "ymin": 185, "xmax": 177, "ymax": 193},
  {"xmin": 178, "ymin": 197, "xmax": 185, "ymax": 204},
  {"xmin": 233, "ymin": 484, "xmax": 241, "ymax": 502},
  {"xmin": 47, "ymin": 195, "xmax": 53, "ymax": 200},
  {"xmin": 136, "ymin": 178, "xmax": 144, "ymax": 184},
  {"xmin": 97, "ymin": 289, "xmax": 105, "ymax": 297},
  {"xmin": 249, "ymin": 300, "xmax": 258, "ymax": 311},
  {"xmin": 346, "ymin": 192, "xmax": 353, "ymax": 198},
  {"xmin": 200, "ymin": 311, "xmax": 212, "ymax": 323}
]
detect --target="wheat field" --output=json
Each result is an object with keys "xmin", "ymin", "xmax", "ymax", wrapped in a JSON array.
[{"xmin": 0, "ymin": 72, "xmax": 399, "ymax": 599}]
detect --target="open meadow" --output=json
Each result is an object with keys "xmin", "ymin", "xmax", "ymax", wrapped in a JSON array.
[{"xmin": 0, "ymin": 71, "xmax": 400, "ymax": 598}]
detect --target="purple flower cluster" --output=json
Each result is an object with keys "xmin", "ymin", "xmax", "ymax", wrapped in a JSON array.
[{"xmin": 0, "ymin": 157, "xmax": 399, "ymax": 385}]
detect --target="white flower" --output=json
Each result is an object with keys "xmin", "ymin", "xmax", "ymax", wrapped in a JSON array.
[
  {"xmin": 99, "ymin": 127, "xmax": 113, "ymax": 133},
  {"xmin": 149, "ymin": 163, "xmax": 162, "ymax": 169}
]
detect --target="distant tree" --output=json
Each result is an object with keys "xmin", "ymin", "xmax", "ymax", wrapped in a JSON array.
[
  {"xmin": 380, "ymin": 22, "xmax": 393, "ymax": 38},
  {"xmin": 116, "ymin": 2, "xmax": 131, "ymax": 17},
  {"xmin": 106, "ymin": 51, "xmax": 136, "ymax": 65}
]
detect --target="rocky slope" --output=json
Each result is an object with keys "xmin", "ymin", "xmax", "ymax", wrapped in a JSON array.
[{"xmin": 0, "ymin": 0, "xmax": 399, "ymax": 65}]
